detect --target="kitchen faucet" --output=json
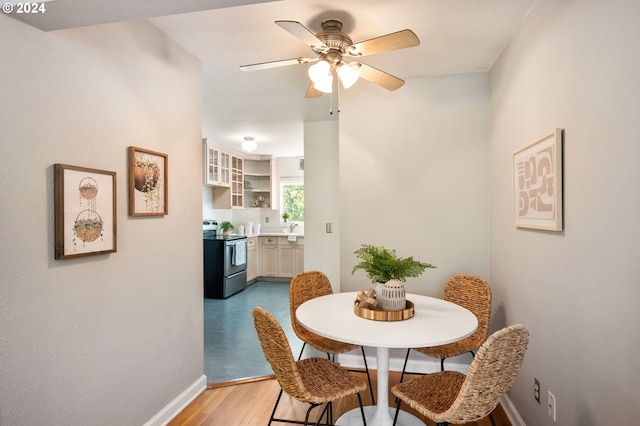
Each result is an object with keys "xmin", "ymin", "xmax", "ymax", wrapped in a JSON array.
[{"xmin": 289, "ymin": 223, "xmax": 298, "ymax": 233}]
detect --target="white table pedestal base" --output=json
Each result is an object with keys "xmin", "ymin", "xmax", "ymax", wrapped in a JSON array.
[
  {"xmin": 336, "ymin": 405, "xmax": 422, "ymax": 426},
  {"xmin": 335, "ymin": 347, "xmax": 422, "ymax": 426}
]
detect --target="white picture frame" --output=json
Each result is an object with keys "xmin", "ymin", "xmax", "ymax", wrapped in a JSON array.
[{"xmin": 513, "ymin": 128, "xmax": 563, "ymax": 231}]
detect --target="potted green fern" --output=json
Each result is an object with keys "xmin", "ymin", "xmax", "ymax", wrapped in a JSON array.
[{"xmin": 352, "ymin": 244, "xmax": 436, "ymax": 311}]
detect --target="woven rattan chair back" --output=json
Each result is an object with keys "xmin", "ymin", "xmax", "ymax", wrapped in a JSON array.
[
  {"xmin": 392, "ymin": 324, "xmax": 529, "ymax": 425},
  {"xmin": 441, "ymin": 274, "xmax": 492, "ymax": 350},
  {"xmin": 289, "ymin": 271, "xmax": 334, "ymax": 342},
  {"xmin": 439, "ymin": 324, "xmax": 529, "ymax": 423},
  {"xmin": 253, "ymin": 306, "xmax": 368, "ymax": 426},
  {"xmin": 252, "ymin": 306, "xmax": 312, "ymax": 402},
  {"xmin": 400, "ymin": 274, "xmax": 493, "ymax": 381},
  {"xmin": 289, "ymin": 270, "xmax": 376, "ymax": 404}
]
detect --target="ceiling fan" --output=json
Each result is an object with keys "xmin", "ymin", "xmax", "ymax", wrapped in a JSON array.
[{"xmin": 240, "ymin": 19, "xmax": 420, "ymax": 98}]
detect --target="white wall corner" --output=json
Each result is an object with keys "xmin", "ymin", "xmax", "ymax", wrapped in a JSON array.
[{"xmin": 144, "ymin": 375, "xmax": 207, "ymax": 426}]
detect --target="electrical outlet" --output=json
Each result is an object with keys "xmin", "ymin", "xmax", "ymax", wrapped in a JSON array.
[
  {"xmin": 534, "ymin": 378, "xmax": 540, "ymax": 403},
  {"xmin": 548, "ymin": 391, "xmax": 556, "ymax": 422},
  {"xmin": 265, "ymin": 217, "xmax": 269, "ymax": 223}
]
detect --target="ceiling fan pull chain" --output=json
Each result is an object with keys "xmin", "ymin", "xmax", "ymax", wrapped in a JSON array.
[
  {"xmin": 329, "ymin": 87, "xmax": 334, "ymax": 115},
  {"xmin": 329, "ymin": 83, "xmax": 342, "ymax": 115}
]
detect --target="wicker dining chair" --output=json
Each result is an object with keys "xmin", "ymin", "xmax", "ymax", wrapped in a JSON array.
[
  {"xmin": 400, "ymin": 274, "xmax": 492, "ymax": 382},
  {"xmin": 290, "ymin": 271, "xmax": 375, "ymax": 404},
  {"xmin": 252, "ymin": 306, "xmax": 368, "ymax": 426},
  {"xmin": 392, "ymin": 324, "xmax": 529, "ymax": 426}
]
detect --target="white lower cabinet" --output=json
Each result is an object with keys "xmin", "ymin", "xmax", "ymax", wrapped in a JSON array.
[
  {"xmin": 258, "ymin": 236, "xmax": 304, "ymax": 279},
  {"xmin": 294, "ymin": 246, "xmax": 304, "ymax": 276},
  {"xmin": 277, "ymin": 245, "xmax": 296, "ymax": 278},
  {"xmin": 260, "ymin": 237, "xmax": 278, "ymax": 277},
  {"xmin": 247, "ymin": 237, "xmax": 257, "ymax": 282}
]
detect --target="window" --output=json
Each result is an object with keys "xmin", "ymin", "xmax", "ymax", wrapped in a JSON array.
[{"xmin": 280, "ymin": 177, "xmax": 304, "ymax": 222}]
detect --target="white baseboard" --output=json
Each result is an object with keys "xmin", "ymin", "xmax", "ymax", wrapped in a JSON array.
[
  {"xmin": 144, "ymin": 374, "xmax": 207, "ymax": 426},
  {"xmin": 339, "ymin": 349, "xmax": 525, "ymax": 426},
  {"xmin": 500, "ymin": 393, "xmax": 526, "ymax": 426}
]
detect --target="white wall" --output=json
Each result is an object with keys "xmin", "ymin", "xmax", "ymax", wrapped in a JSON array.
[
  {"xmin": 337, "ymin": 73, "xmax": 490, "ymax": 365},
  {"xmin": 489, "ymin": 1, "xmax": 640, "ymax": 424},
  {"xmin": 304, "ymin": 121, "xmax": 341, "ymax": 288},
  {"xmin": 339, "ymin": 73, "xmax": 490, "ymax": 295},
  {"xmin": 0, "ymin": 17, "xmax": 204, "ymax": 426}
]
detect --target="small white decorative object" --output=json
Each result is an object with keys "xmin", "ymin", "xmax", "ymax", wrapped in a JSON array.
[
  {"xmin": 373, "ymin": 282, "xmax": 385, "ymax": 298},
  {"xmin": 380, "ymin": 279, "xmax": 407, "ymax": 311}
]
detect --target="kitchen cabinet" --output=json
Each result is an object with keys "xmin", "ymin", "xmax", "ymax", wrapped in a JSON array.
[
  {"xmin": 247, "ymin": 237, "xmax": 257, "ymax": 282},
  {"xmin": 294, "ymin": 244, "xmax": 304, "ymax": 275},
  {"xmin": 260, "ymin": 236, "xmax": 278, "ymax": 277},
  {"xmin": 257, "ymin": 236, "xmax": 304, "ymax": 278},
  {"xmin": 244, "ymin": 157, "xmax": 277, "ymax": 209},
  {"xmin": 277, "ymin": 237, "xmax": 304, "ymax": 278},
  {"xmin": 203, "ymin": 140, "xmax": 230, "ymax": 187},
  {"xmin": 205, "ymin": 140, "xmax": 244, "ymax": 209},
  {"xmin": 231, "ymin": 156, "xmax": 244, "ymax": 208}
]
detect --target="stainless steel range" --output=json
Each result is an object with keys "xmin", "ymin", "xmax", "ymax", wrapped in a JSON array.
[{"xmin": 203, "ymin": 220, "xmax": 248, "ymax": 299}]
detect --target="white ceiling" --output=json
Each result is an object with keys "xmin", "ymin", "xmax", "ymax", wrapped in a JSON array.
[{"xmin": 13, "ymin": 0, "xmax": 536, "ymax": 157}]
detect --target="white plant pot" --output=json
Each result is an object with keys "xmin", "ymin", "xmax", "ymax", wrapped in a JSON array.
[{"xmin": 380, "ymin": 279, "xmax": 407, "ymax": 311}]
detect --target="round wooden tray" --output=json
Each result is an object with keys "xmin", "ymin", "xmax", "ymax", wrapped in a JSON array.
[{"xmin": 354, "ymin": 300, "xmax": 414, "ymax": 321}]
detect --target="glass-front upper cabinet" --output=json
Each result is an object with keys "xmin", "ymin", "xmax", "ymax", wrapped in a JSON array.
[{"xmin": 203, "ymin": 140, "xmax": 231, "ymax": 187}]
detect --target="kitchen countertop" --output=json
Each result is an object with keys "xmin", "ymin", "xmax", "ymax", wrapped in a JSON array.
[{"xmin": 248, "ymin": 232, "xmax": 304, "ymax": 237}]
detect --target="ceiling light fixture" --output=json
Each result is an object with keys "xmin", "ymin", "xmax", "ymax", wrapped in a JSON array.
[
  {"xmin": 242, "ymin": 136, "xmax": 257, "ymax": 152},
  {"xmin": 308, "ymin": 56, "xmax": 360, "ymax": 93},
  {"xmin": 313, "ymin": 74, "xmax": 333, "ymax": 93},
  {"xmin": 308, "ymin": 59, "xmax": 331, "ymax": 84},
  {"xmin": 337, "ymin": 62, "xmax": 360, "ymax": 89}
]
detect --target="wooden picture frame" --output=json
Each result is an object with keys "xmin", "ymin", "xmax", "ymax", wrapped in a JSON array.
[
  {"xmin": 54, "ymin": 164, "xmax": 117, "ymax": 259},
  {"xmin": 128, "ymin": 146, "xmax": 168, "ymax": 216},
  {"xmin": 513, "ymin": 128, "xmax": 564, "ymax": 231}
]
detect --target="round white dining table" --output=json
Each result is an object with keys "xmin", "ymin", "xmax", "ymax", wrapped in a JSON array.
[{"xmin": 296, "ymin": 291, "xmax": 478, "ymax": 426}]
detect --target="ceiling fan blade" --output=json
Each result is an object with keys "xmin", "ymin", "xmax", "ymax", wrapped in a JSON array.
[
  {"xmin": 353, "ymin": 62, "xmax": 405, "ymax": 91},
  {"xmin": 275, "ymin": 20, "xmax": 328, "ymax": 52},
  {"xmin": 349, "ymin": 29, "xmax": 420, "ymax": 57},
  {"xmin": 240, "ymin": 57, "xmax": 317, "ymax": 72},
  {"xmin": 305, "ymin": 83, "xmax": 323, "ymax": 98}
]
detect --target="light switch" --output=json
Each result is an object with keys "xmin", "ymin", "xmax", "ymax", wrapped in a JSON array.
[{"xmin": 326, "ymin": 223, "xmax": 332, "ymax": 233}]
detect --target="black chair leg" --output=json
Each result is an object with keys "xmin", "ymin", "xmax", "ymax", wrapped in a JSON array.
[
  {"xmin": 360, "ymin": 346, "xmax": 375, "ymax": 404},
  {"xmin": 356, "ymin": 392, "xmax": 367, "ymax": 426},
  {"xmin": 297, "ymin": 342, "xmax": 307, "ymax": 361},
  {"xmin": 489, "ymin": 411, "xmax": 497, "ymax": 426},
  {"xmin": 392, "ymin": 397, "xmax": 402, "ymax": 426},
  {"xmin": 268, "ymin": 388, "xmax": 284, "ymax": 426},
  {"xmin": 305, "ymin": 402, "xmax": 320, "ymax": 426},
  {"xmin": 399, "ymin": 348, "xmax": 411, "ymax": 383},
  {"xmin": 440, "ymin": 358, "xmax": 445, "ymax": 371}
]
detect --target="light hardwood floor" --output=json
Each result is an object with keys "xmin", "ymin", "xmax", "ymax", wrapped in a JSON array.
[{"xmin": 169, "ymin": 370, "xmax": 511, "ymax": 426}]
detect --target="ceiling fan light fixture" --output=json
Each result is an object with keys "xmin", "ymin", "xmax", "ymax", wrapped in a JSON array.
[
  {"xmin": 313, "ymin": 75, "xmax": 333, "ymax": 93},
  {"xmin": 242, "ymin": 136, "xmax": 257, "ymax": 152},
  {"xmin": 308, "ymin": 60, "xmax": 331, "ymax": 84},
  {"xmin": 337, "ymin": 62, "xmax": 360, "ymax": 89}
]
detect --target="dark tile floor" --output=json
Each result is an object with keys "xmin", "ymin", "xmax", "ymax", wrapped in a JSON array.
[{"xmin": 204, "ymin": 281, "xmax": 304, "ymax": 383}]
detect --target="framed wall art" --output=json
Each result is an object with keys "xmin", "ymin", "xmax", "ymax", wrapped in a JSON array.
[
  {"xmin": 513, "ymin": 128, "xmax": 564, "ymax": 231},
  {"xmin": 128, "ymin": 146, "xmax": 168, "ymax": 216},
  {"xmin": 54, "ymin": 164, "xmax": 117, "ymax": 259}
]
